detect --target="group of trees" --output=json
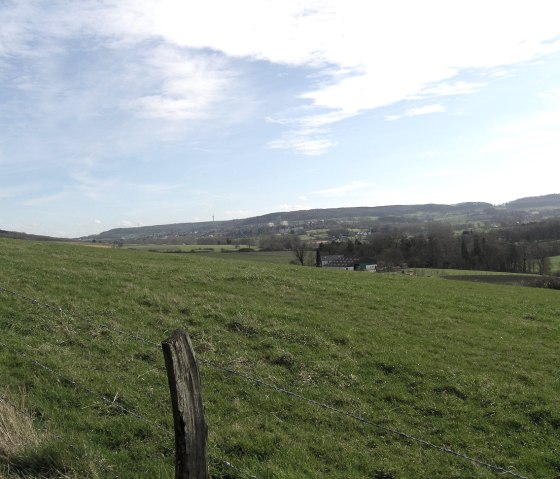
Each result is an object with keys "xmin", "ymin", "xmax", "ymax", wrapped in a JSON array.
[
  {"xmin": 318, "ymin": 219, "xmax": 560, "ymax": 275},
  {"xmin": 259, "ymin": 234, "xmax": 301, "ymax": 251}
]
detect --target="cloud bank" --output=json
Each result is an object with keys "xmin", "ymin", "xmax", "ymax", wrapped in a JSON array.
[{"xmin": 2, "ymin": 0, "xmax": 559, "ymax": 158}]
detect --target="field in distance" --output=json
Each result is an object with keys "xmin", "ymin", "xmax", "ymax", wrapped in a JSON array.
[
  {"xmin": 125, "ymin": 243, "xmax": 253, "ymax": 252},
  {"xmin": 0, "ymin": 238, "xmax": 558, "ymax": 478},
  {"xmin": 120, "ymin": 242, "xmax": 560, "ymax": 274},
  {"xmin": 122, "ymin": 243, "xmax": 294, "ymax": 264},
  {"xmin": 550, "ymin": 254, "xmax": 560, "ymax": 273}
]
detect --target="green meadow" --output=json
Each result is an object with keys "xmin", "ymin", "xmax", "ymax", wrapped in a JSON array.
[
  {"xmin": 124, "ymin": 243, "xmax": 253, "ymax": 253},
  {"xmin": 124, "ymin": 244, "xmax": 295, "ymax": 264},
  {"xmin": 549, "ymin": 255, "xmax": 560, "ymax": 274},
  {"xmin": 0, "ymin": 238, "xmax": 558, "ymax": 478}
]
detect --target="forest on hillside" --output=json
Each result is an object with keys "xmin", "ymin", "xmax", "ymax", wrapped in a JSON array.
[
  {"xmin": 318, "ymin": 218, "xmax": 560, "ymax": 275},
  {"xmin": 89, "ymin": 194, "xmax": 560, "ymax": 242}
]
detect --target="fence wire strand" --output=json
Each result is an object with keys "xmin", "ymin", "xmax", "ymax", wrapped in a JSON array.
[
  {"xmin": 1, "ymin": 391, "xmax": 256, "ymax": 479},
  {"xmin": 0, "ymin": 285, "xmax": 161, "ymax": 349},
  {"xmin": 0, "ymin": 391, "xmax": 111, "ymax": 475},
  {"xmin": 209, "ymin": 453, "xmax": 260, "ymax": 479},
  {"xmin": 0, "ymin": 338, "xmax": 169, "ymax": 433},
  {"xmin": 0, "ymin": 286, "xmax": 259, "ymax": 479},
  {"xmin": 0, "ymin": 283, "xmax": 529, "ymax": 478},
  {"xmin": 201, "ymin": 359, "xmax": 530, "ymax": 479}
]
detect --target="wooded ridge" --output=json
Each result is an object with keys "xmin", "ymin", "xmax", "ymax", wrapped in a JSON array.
[{"xmin": 86, "ymin": 194, "xmax": 560, "ymax": 241}]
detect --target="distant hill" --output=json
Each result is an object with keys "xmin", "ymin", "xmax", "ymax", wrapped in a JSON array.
[
  {"xmin": 503, "ymin": 193, "xmax": 560, "ymax": 210},
  {"xmin": 83, "ymin": 194, "xmax": 560, "ymax": 242},
  {"xmin": 85, "ymin": 202, "xmax": 494, "ymax": 241},
  {"xmin": 0, "ymin": 230, "xmax": 67, "ymax": 242}
]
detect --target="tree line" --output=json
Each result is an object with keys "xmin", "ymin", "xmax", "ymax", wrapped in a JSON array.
[{"xmin": 318, "ymin": 219, "xmax": 560, "ymax": 275}]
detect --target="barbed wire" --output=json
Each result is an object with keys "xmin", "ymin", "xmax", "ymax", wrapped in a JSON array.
[
  {"xmin": 0, "ymin": 337, "xmax": 169, "ymax": 433},
  {"xmin": 0, "ymin": 391, "xmax": 111, "ymax": 476},
  {"xmin": 0, "ymin": 284, "xmax": 261, "ymax": 477},
  {"xmin": 0, "ymin": 334, "xmax": 259, "ymax": 479},
  {"xmin": 209, "ymin": 453, "xmax": 259, "ymax": 479},
  {"xmin": 0, "ymin": 285, "xmax": 64, "ymax": 313},
  {"xmin": 200, "ymin": 358, "xmax": 530, "ymax": 479},
  {"xmin": 1, "ymin": 393, "xmax": 257, "ymax": 479},
  {"xmin": 0, "ymin": 391, "xmax": 36, "ymax": 423},
  {"xmin": 0, "ymin": 283, "xmax": 529, "ymax": 478},
  {"xmin": 2, "ymin": 390, "xmax": 256, "ymax": 479},
  {"xmin": 0, "ymin": 284, "xmax": 162, "ymax": 348}
]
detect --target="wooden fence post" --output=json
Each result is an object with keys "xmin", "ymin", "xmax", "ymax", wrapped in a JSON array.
[{"xmin": 162, "ymin": 330, "xmax": 208, "ymax": 479}]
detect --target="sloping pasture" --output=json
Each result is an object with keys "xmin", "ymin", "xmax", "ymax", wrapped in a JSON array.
[{"xmin": 0, "ymin": 238, "xmax": 558, "ymax": 478}]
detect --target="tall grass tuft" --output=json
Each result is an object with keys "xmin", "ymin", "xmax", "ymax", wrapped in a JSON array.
[
  {"xmin": 1, "ymin": 390, "xmax": 39, "ymax": 460},
  {"xmin": 0, "ymin": 390, "xmax": 91, "ymax": 479}
]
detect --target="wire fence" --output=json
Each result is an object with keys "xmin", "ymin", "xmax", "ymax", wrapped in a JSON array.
[
  {"xmin": 0, "ymin": 392, "xmax": 89, "ymax": 468},
  {"xmin": 0, "ymin": 283, "xmax": 530, "ymax": 479},
  {"xmin": 0, "ymin": 284, "xmax": 258, "ymax": 479}
]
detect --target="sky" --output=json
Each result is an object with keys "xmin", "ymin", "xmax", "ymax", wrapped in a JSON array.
[{"xmin": 1, "ymin": 1, "xmax": 560, "ymax": 238}]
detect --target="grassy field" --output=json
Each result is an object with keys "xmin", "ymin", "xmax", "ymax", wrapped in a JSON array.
[
  {"xmin": 549, "ymin": 255, "xmax": 560, "ymax": 274},
  {"xmin": 199, "ymin": 250, "xmax": 295, "ymax": 264},
  {"xmin": 0, "ymin": 238, "xmax": 558, "ymax": 478},
  {"xmin": 413, "ymin": 268, "xmax": 543, "ymax": 277},
  {"xmin": 124, "ymin": 243, "xmax": 254, "ymax": 253},
  {"xmin": 124, "ymin": 244, "xmax": 296, "ymax": 264}
]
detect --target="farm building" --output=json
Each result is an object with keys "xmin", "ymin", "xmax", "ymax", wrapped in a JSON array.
[
  {"xmin": 317, "ymin": 254, "xmax": 345, "ymax": 266},
  {"xmin": 316, "ymin": 251, "xmax": 377, "ymax": 271}
]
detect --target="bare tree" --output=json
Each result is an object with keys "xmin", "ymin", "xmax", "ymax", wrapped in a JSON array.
[
  {"xmin": 531, "ymin": 243, "xmax": 552, "ymax": 275},
  {"xmin": 291, "ymin": 236, "xmax": 307, "ymax": 265}
]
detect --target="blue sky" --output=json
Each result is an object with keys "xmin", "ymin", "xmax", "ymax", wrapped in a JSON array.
[{"xmin": 1, "ymin": 1, "xmax": 560, "ymax": 237}]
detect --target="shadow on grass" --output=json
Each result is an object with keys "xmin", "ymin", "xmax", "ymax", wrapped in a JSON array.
[
  {"xmin": 443, "ymin": 274, "xmax": 560, "ymax": 289},
  {"xmin": 0, "ymin": 442, "xmax": 77, "ymax": 478}
]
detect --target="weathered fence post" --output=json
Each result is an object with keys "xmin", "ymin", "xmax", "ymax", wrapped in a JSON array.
[{"xmin": 162, "ymin": 330, "xmax": 208, "ymax": 479}]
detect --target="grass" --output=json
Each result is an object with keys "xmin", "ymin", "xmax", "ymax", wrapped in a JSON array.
[
  {"xmin": 549, "ymin": 255, "xmax": 560, "ymax": 274},
  {"xmin": 0, "ymin": 238, "xmax": 558, "ymax": 478},
  {"xmin": 0, "ymin": 391, "xmax": 39, "ymax": 462},
  {"xmin": 125, "ymin": 243, "xmax": 253, "ymax": 253},
  {"xmin": 199, "ymin": 250, "xmax": 295, "ymax": 264},
  {"xmin": 0, "ymin": 389, "xmax": 91, "ymax": 479},
  {"xmin": 124, "ymin": 244, "xmax": 296, "ymax": 264},
  {"xmin": 413, "ymin": 268, "xmax": 534, "ymax": 277}
]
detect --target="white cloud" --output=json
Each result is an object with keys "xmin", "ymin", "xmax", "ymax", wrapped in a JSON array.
[
  {"xmin": 538, "ymin": 87, "xmax": 560, "ymax": 102},
  {"xmin": 386, "ymin": 104, "xmax": 446, "ymax": 121},
  {"xmin": 266, "ymin": 111, "xmax": 350, "ymax": 155},
  {"xmin": 480, "ymin": 109, "xmax": 560, "ymax": 192},
  {"xmin": 3, "ymin": 0, "xmax": 560, "ymax": 158},
  {"xmin": 223, "ymin": 209, "xmax": 251, "ymax": 219},
  {"xmin": 484, "ymin": 130, "xmax": 559, "ymax": 154},
  {"xmin": 268, "ymin": 133, "xmax": 336, "ymax": 156},
  {"xmin": 484, "ymin": 109, "xmax": 560, "ymax": 152},
  {"xmin": 114, "ymin": 0, "xmax": 331, "ymax": 65},
  {"xmin": 128, "ymin": 46, "xmax": 236, "ymax": 121},
  {"xmin": 21, "ymin": 192, "xmax": 66, "ymax": 206},
  {"xmin": 277, "ymin": 203, "xmax": 308, "ymax": 212},
  {"xmin": 267, "ymin": 110, "xmax": 355, "ymax": 130},
  {"xmin": 0, "ymin": 184, "xmax": 37, "ymax": 200},
  {"xmin": 69, "ymin": 171, "xmax": 118, "ymax": 202},
  {"xmin": 415, "ymin": 81, "xmax": 483, "ymax": 98},
  {"xmin": 170, "ymin": 0, "xmax": 559, "ymax": 154},
  {"xmin": 0, "ymin": 2, "xmax": 246, "ymax": 167},
  {"xmin": 415, "ymin": 169, "xmax": 463, "ymax": 179},
  {"xmin": 136, "ymin": 183, "xmax": 182, "ymax": 194},
  {"xmin": 117, "ymin": 220, "xmax": 144, "ymax": 228},
  {"xmin": 0, "ymin": 2, "xmax": 39, "ymax": 57},
  {"xmin": 312, "ymin": 181, "xmax": 370, "ymax": 197}
]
